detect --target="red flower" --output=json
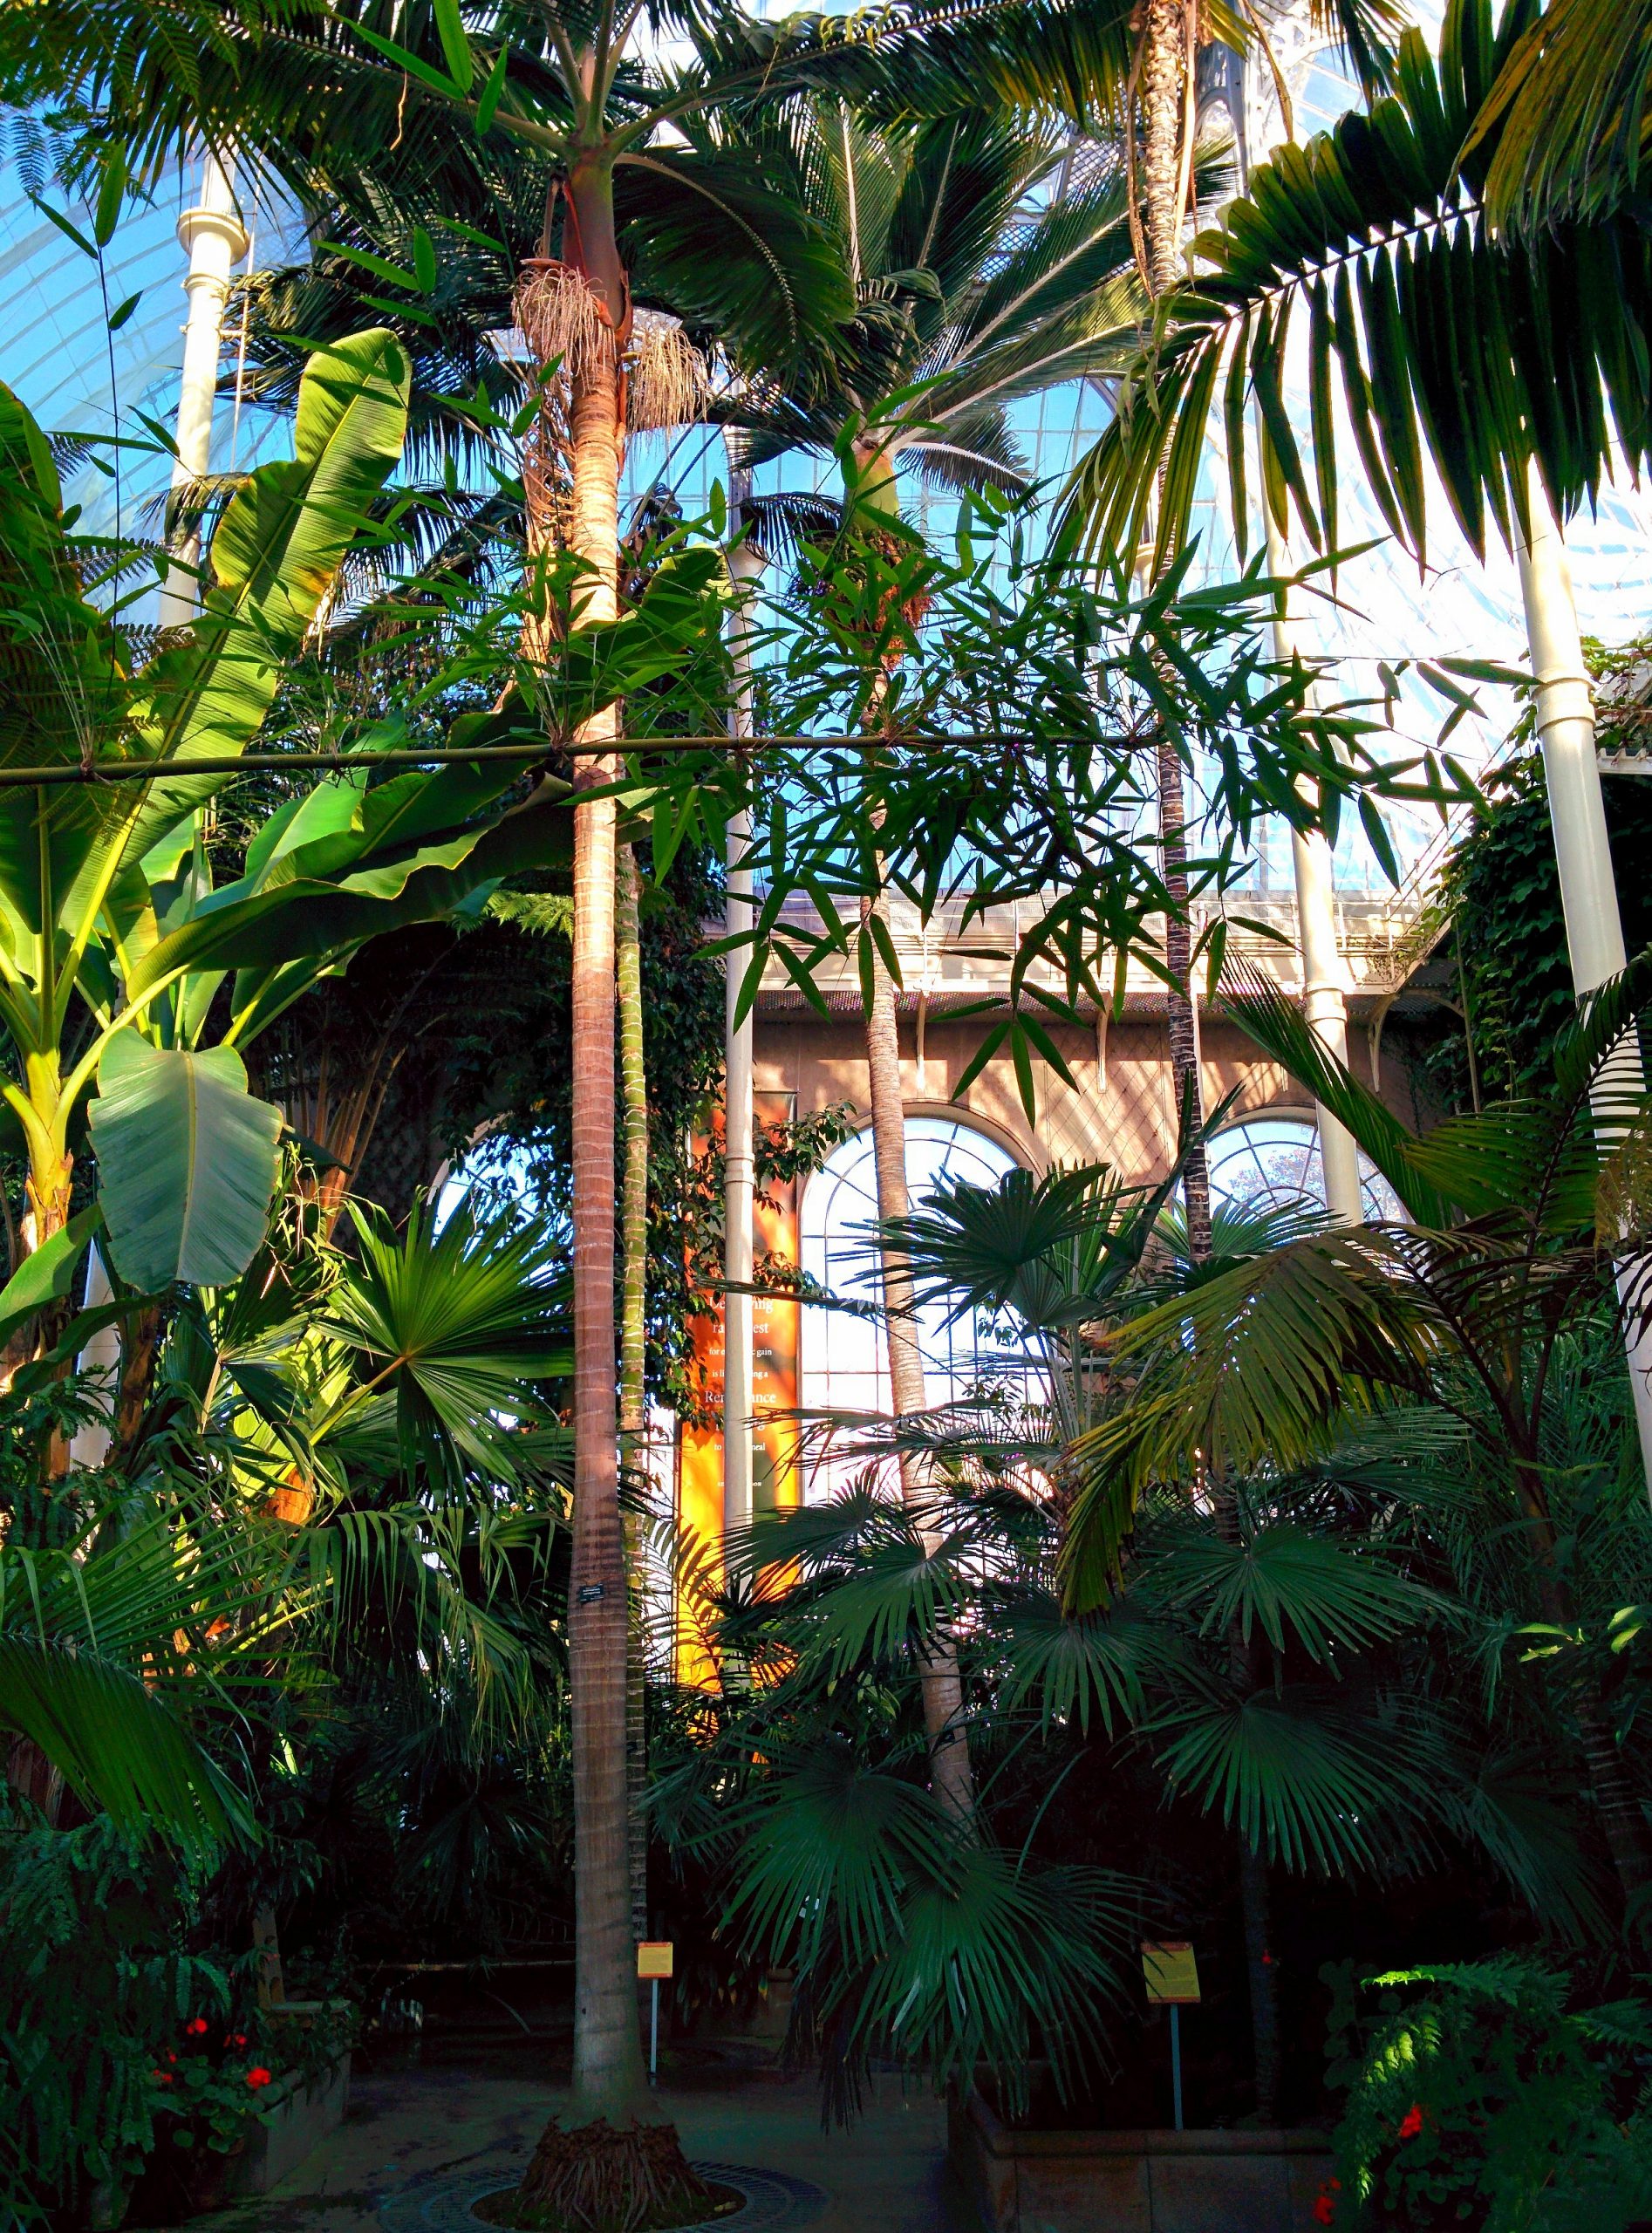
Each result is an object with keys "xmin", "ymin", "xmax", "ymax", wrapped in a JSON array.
[
  {"xmin": 1313, "ymin": 2198, "xmax": 1335, "ymax": 2226},
  {"xmin": 185, "ymin": 2018, "xmax": 209, "ymax": 2037},
  {"xmin": 231, "ymin": 2033, "xmax": 248, "ymax": 2048},
  {"xmin": 166, "ymin": 2052, "xmax": 177, "ymax": 2063},
  {"xmin": 1398, "ymin": 2104, "xmax": 1425, "ymax": 2142},
  {"xmin": 245, "ymin": 2066, "xmax": 273, "ymax": 2090},
  {"xmin": 150, "ymin": 2070, "xmax": 173, "ymax": 2086}
]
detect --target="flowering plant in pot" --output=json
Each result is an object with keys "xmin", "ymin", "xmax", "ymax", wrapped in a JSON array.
[{"xmin": 136, "ymin": 2021, "xmax": 282, "ymax": 2219}]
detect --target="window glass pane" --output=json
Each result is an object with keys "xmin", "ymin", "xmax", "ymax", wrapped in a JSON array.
[
  {"xmin": 1206, "ymin": 1116, "xmax": 1404, "ymax": 1221},
  {"xmin": 799, "ymin": 1116, "xmax": 1041, "ymax": 1497}
]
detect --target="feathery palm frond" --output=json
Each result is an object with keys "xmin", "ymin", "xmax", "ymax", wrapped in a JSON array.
[
  {"xmin": 1064, "ymin": 0, "xmax": 1652, "ymax": 572},
  {"xmin": 1471, "ymin": 0, "xmax": 1652, "ymax": 234},
  {"xmin": 0, "ymin": 1521, "xmax": 281, "ymax": 1852}
]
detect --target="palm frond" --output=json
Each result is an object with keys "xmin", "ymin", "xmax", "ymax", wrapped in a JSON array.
[
  {"xmin": 1063, "ymin": 0, "xmax": 1652, "ymax": 570},
  {"xmin": 0, "ymin": 1638, "xmax": 252, "ymax": 1855},
  {"xmin": 1148, "ymin": 1681, "xmax": 1430, "ymax": 1873},
  {"xmin": 1472, "ymin": 0, "xmax": 1652, "ymax": 233},
  {"xmin": 1140, "ymin": 1518, "xmax": 1437, "ymax": 1661}
]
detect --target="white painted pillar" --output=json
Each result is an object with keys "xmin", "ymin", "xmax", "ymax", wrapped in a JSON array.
[
  {"xmin": 158, "ymin": 154, "xmax": 248, "ymax": 631},
  {"xmin": 1515, "ymin": 473, "xmax": 1652, "ymax": 1492},
  {"xmin": 722, "ymin": 516, "xmax": 763, "ymax": 1543},
  {"xmin": 1262, "ymin": 502, "xmax": 1365, "ymax": 1223}
]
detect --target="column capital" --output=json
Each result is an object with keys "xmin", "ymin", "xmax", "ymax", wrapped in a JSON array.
[{"xmin": 177, "ymin": 202, "xmax": 249, "ymax": 265}]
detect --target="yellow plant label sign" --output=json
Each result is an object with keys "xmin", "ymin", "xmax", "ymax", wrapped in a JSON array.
[
  {"xmin": 637, "ymin": 1942, "xmax": 674, "ymax": 1981},
  {"xmin": 1142, "ymin": 1941, "xmax": 1200, "ymax": 2004}
]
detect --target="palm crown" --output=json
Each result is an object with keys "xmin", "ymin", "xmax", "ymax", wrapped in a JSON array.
[{"xmin": 721, "ymin": 106, "xmax": 1143, "ymax": 511}]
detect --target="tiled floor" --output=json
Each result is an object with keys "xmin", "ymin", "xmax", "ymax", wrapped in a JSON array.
[{"xmin": 158, "ymin": 2057, "xmax": 960, "ymax": 2233}]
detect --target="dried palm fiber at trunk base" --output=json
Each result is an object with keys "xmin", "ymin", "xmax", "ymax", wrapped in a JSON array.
[{"xmin": 499, "ymin": 2118, "xmax": 729, "ymax": 2232}]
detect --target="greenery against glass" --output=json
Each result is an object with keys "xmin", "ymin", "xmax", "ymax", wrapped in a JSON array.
[
  {"xmin": 1426, "ymin": 638, "xmax": 1652, "ymax": 1110},
  {"xmin": 654, "ymin": 490, "xmax": 1471, "ymax": 1120},
  {"xmin": 1067, "ymin": 0, "xmax": 1652, "ymax": 572}
]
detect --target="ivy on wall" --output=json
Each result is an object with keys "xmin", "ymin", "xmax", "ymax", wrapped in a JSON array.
[{"xmin": 1427, "ymin": 639, "xmax": 1652, "ymax": 1110}]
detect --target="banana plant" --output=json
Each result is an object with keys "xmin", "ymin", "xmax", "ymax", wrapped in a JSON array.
[{"xmin": 0, "ymin": 329, "xmax": 723, "ymax": 1321}]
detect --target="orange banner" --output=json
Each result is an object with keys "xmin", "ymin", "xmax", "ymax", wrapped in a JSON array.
[{"xmin": 677, "ymin": 1092, "xmax": 800, "ymax": 1683}]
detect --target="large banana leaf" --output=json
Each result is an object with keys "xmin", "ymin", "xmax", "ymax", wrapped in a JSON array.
[
  {"xmin": 0, "ymin": 335, "xmax": 410, "ymax": 978},
  {"xmin": 0, "ymin": 1205, "xmax": 103, "ymax": 1349},
  {"xmin": 115, "ymin": 544, "xmax": 724, "ymax": 1025},
  {"xmin": 86, "ymin": 1033, "xmax": 283, "ymax": 1290},
  {"xmin": 115, "ymin": 329, "xmax": 411, "ymax": 874}
]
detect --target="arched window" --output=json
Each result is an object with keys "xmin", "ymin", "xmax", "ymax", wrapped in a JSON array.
[
  {"xmin": 798, "ymin": 1115, "xmax": 1035, "ymax": 1488},
  {"xmin": 1206, "ymin": 1114, "xmax": 1404, "ymax": 1221}
]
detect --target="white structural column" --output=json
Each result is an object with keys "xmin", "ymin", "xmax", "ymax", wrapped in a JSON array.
[
  {"xmin": 157, "ymin": 154, "xmax": 248, "ymax": 632},
  {"xmin": 722, "ymin": 521, "xmax": 764, "ymax": 1541},
  {"xmin": 1262, "ymin": 503, "xmax": 1365, "ymax": 1223},
  {"xmin": 1516, "ymin": 474, "xmax": 1652, "ymax": 1492}
]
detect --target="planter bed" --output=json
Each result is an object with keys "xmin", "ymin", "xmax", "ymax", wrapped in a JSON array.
[
  {"xmin": 228, "ymin": 2046, "xmax": 352, "ymax": 2198},
  {"xmin": 949, "ymin": 2087, "xmax": 1334, "ymax": 2233}
]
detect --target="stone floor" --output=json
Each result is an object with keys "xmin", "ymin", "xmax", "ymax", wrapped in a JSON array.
[{"xmin": 160, "ymin": 2051, "xmax": 961, "ymax": 2233}]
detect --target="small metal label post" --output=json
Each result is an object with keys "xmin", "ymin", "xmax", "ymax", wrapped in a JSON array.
[
  {"xmin": 1142, "ymin": 1942, "xmax": 1201, "ymax": 2132},
  {"xmin": 637, "ymin": 1942, "xmax": 674, "ymax": 2084}
]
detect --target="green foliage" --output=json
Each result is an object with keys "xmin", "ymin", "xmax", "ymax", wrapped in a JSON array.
[
  {"xmin": 1066, "ymin": 0, "xmax": 1652, "ymax": 570},
  {"xmin": 0, "ymin": 1512, "xmax": 282, "ymax": 1855},
  {"xmin": 724, "ymin": 104, "xmax": 1145, "ymax": 504},
  {"xmin": 1428, "ymin": 651, "xmax": 1652, "ymax": 1110},
  {"xmin": 86, "ymin": 1037, "xmax": 283, "ymax": 1292},
  {"xmin": 1472, "ymin": 0, "xmax": 1652, "ymax": 234},
  {"xmin": 0, "ymin": 1817, "xmax": 233, "ymax": 2225},
  {"xmin": 1324, "ymin": 1959, "xmax": 1652, "ymax": 2230}
]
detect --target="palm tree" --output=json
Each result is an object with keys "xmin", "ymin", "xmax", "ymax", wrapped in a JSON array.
[
  {"xmin": 1062, "ymin": 958, "xmax": 1652, "ymax": 1918},
  {"xmin": 720, "ymin": 104, "xmax": 1143, "ymax": 1812},
  {"xmin": 1061, "ymin": 0, "xmax": 1652, "ymax": 1491},
  {"xmin": 1062, "ymin": 0, "xmax": 1652, "ymax": 584},
  {"xmin": 15, "ymin": 1, "xmax": 872, "ymax": 2194}
]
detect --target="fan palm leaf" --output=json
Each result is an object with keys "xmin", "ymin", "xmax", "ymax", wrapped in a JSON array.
[
  {"xmin": 314, "ymin": 1193, "xmax": 571, "ymax": 1487},
  {"xmin": 1147, "ymin": 1680, "xmax": 1432, "ymax": 1873},
  {"xmin": 1141, "ymin": 1516, "xmax": 1440, "ymax": 1661}
]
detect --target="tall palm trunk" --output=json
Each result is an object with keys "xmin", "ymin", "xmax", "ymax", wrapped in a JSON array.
[
  {"xmin": 851, "ymin": 443, "xmax": 975, "ymax": 1820},
  {"xmin": 1139, "ymin": 3, "xmax": 1214, "ymax": 1267},
  {"xmin": 1138, "ymin": 9, "xmax": 1266, "ymax": 2107},
  {"xmin": 514, "ymin": 155, "xmax": 712, "ymax": 2223},
  {"xmin": 617, "ymin": 843, "xmax": 650, "ymax": 1945},
  {"xmin": 863, "ymin": 901, "xmax": 975, "ymax": 1820}
]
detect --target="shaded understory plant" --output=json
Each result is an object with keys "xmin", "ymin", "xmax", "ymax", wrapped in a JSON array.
[{"xmin": 1324, "ymin": 1958, "xmax": 1652, "ymax": 2231}]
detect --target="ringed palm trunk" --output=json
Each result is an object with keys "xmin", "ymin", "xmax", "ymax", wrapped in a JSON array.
[
  {"xmin": 850, "ymin": 440, "xmax": 975, "ymax": 1821},
  {"xmin": 617, "ymin": 843, "xmax": 650, "ymax": 1945},
  {"xmin": 514, "ymin": 154, "xmax": 710, "ymax": 2223},
  {"xmin": 1138, "ymin": 11, "xmax": 1268, "ymax": 2105}
]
